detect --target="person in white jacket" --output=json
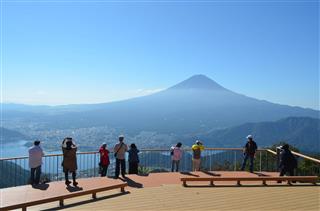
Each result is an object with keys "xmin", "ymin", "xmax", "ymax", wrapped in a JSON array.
[
  {"xmin": 28, "ymin": 140, "xmax": 44, "ymax": 185},
  {"xmin": 171, "ymin": 142, "xmax": 183, "ymax": 172}
]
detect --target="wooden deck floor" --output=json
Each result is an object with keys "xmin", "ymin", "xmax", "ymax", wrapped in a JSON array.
[{"xmin": 1, "ymin": 171, "xmax": 319, "ymax": 211}]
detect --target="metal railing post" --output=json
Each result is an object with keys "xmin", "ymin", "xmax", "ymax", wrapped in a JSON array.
[
  {"xmin": 259, "ymin": 151, "xmax": 262, "ymax": 172},
  {"xmin": 234, "ymin": 151, "xmax": 237, "ymax": 171},
  {"xmin": 56, "ymin": 156, "xmax": 59, "ymax": 181},
  {"xmin": 94, "ymin": 153, "xmax": 96, "ymax": 177}
]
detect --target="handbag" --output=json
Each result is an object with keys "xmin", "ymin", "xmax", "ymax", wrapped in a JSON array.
[{"xmin": 114, "ymin": 142, "xmax": 124, "ymax": 158}]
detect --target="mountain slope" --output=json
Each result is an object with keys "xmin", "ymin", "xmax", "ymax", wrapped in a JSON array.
[
  {"xmin": 44, "ymin": 75, "xmax": 318, "ymax": 132},
  {"xmin": 1, "ymin": 127, "xmax": 28, "ymax": 143},
  {"xmin": 3, "ymin": 75, "xmax": 319, "ymax": 134},
  {"xmin": 201, "ymin": 117, "xmax": 320, "ymax": 152}
]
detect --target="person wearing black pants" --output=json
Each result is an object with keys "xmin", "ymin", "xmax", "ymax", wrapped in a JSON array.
[
  {"xmin": 28, "ymin": 140, "xmax": 44, "ymax": 185},
  {"xmin": 278, "ymin": 144, "xmax": 297, "ymax": 183},
  {"xmin": 128, "ymin": 143, "xmax": 140, "ymax": 174},
  {"xmin": 114, "ymin": 135, "xmax": 128, "ymax": 178},
  {"xmin": 62, "ymin": 138, "xmax": 78, "ymax": 186}
]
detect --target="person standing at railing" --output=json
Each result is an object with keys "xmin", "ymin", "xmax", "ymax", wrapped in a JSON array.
[
  {"xmin": 278, "ymin": 144, "xmax": 297, "ymax": 182},
  {"xmin": 114, "ymin": 135, "xmax": 128, "ymax": 179},
  {"xmin": 192, "ymin": 140, "xmax": 204, "ymax": 171},
  {"xmin": 240, "ymin": 135, "xmax": 257, "ymax": 173},
  {"xmin": 28, "ymin": 140, "xmax": 44, "ymax": 186},
  {"xmin": 62, "ymin": 137, "xmax": 78, "ymax": 186},
  {"xmin": 128, "ymin": 143, "xmax": 140, "ymax": 174},
  {"xmin": 170, "ymin": 142, "xmax": 183, "ymax": 172},
  {"xmin": 99, "ymin": 143, "xmax": 110, "ymax": 177}
]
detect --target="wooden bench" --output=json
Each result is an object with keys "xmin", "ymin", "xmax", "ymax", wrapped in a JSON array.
[
  {"xmin": 180, "ymin": 176, "xmax": 318, "ymax": 187},
  {"xmin": 0, "ymin": 177, "xmax": 128, "ymax": 211}
]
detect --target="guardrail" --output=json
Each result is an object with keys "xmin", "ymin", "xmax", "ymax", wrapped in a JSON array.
[{"xmin": 0, "ymin": 148, "xmax": 318, "ymax": 188}]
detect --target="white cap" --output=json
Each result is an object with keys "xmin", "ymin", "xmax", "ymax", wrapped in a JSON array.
[
  {"xmin": 196, "ymin": 140, "xmax": 201, "ymax": 144},
  {"xmin": 246, "ymin": 135, "xmax": 253, "ymax": 139},
  {"xmin": 119, "ymin": 135, "xmax": 124, "ymax": 138},
  {"xmin": 102, "ymin": 142, "xmax": 107, "ymax": 146}
]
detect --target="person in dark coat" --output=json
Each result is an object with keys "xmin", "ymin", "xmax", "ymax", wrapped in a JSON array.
[
  {"xmin": 279, "ymin": 144, "xmax": 297, "ymax": 177},
  {"xmin": 241, "ymin": 135, "xmax": 258, "ymax": 173},
  {"xmin": 128, "ymin": 143, "xmax": 139, "ymax": 174},
  {"xmin": 62, "ymin": 137, "xmax": 78, "ymax": 186},
  {"xmin": 99, "ymin": 143, "xmax": 110, "ymax": 177}
]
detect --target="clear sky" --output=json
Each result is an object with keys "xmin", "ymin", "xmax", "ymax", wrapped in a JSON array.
[{"xmin": 1, "ymin": 0, "xmax": 319, "ymax": 110}]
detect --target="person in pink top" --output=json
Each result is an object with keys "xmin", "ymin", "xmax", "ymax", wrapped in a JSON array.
[{"xmin": 170, "ymin": 142, "xmax": 183, "ymax": 172}]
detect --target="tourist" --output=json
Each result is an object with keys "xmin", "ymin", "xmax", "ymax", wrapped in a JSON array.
[
  {"xmin": 62, "ymin": 137, "xmax": 78, "ymax": 186},
  {"xmin": 279, "ymin": 144, "xmax": 297, "ymax": 178},
  {"xmin": 28, "ymin": 140, "xmax": 44, "ymax": 185},
  {"xmin": 128, "ymin": 143, "xmax": 140, "ymax": 174},
  {"xmin": 170, "ymin": 142, "xmax": 183, "ymax": 172},
  {"xmin": 240, "ymin": 135, "xmax": 258, "ymax": 173},
  {"xmin": 192, "ymin": 140, "xmax": 204, "ymax": 171},
  {"xmin": 114, "ymin": 135, "xmax": 128, "ymax": 178},
  {"xmin": 99, "ymin": 143, "xmax": 110, "ymax": 177}
]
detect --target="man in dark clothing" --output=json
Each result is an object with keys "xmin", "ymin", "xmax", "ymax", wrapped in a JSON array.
[
  {"xmin": 279, "ymin": 144, "xmax": 297, "ymax": 177},
  {"xmin": 241, "ymin": 135, "xmax": 258, "ymax": 173}
]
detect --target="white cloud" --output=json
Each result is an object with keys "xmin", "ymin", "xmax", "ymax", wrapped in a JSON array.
[{"xmin": 132, "ymin": 88, "xmax": 165, "ymax": 95}]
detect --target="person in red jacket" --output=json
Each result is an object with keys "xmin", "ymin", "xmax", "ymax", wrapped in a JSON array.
[{"xmin": 99, "ymin": 143, "xmax": 110, "ymax": 177}]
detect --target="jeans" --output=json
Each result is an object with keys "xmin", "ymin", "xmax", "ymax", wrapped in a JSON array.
[
  {"xmin": 100, "ymin": 165, "xmax": 109, "ymax": 177},
  {"xmin": 129, "ymin": 162, "xmax": 139, "ymax": 174},
  {"xmin": 115, "ymin": 159, "xmax": 126, "ymax": 178},
  {"xmin": 30, "ymin": 165, "xmax": 41, "ymax": 185},
  {"xmin": 241, "ymin": 154, "xmax": 254, "ymax": 172},
  {"xmin": 171, "ymin": 160, "xmax": 180, "ymax": 172}
]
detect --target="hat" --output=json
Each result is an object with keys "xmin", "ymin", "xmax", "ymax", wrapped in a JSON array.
[
  {"xmin": 246, "ymin": 135, "xmax": 253, "ymax": 139},
  {"xmin": 119, "ymin": 135, "xmax": 124, "ymax": 138},
  {"xmin": 102, "ymin": 142, "xmax": 107, "ymax": 146},
  {"xmin": 196, "ymin": 140, "xmax": 201, "ymax": 144}
]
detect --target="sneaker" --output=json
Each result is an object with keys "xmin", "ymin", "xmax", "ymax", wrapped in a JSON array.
[
  {"xmin": 73, "ymin": 181, "xmax": 78, "ymax": 186},
  {"xmin": 65, "ymin": 180, "xmax": 71, "ymax": 186}
]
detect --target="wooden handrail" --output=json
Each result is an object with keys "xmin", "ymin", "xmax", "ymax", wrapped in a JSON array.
[
  {"xmin": 291, "ymin": 151, "xmax": 320, "ymax": 164},
  {"xmin": 265, "ymin": 148, "xmax": 320, "ymax": 164},
  {"xmin": 266, "ymin": 149, "xmax": 277, "ymax": 155}
]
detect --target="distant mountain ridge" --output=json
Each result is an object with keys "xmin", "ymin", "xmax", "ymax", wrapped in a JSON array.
[
  {"xmin": 2, "ymin": 75, "xmax": 319, "ymax": 135},
  {"xmin": 201, "ymin": 117, "xmax": 320, "ymax": 152}
]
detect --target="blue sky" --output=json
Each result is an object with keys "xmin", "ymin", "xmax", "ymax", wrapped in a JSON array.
[{"xmin": 1, "ymin": 0, "xmax": 319, "ymax": 109}]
